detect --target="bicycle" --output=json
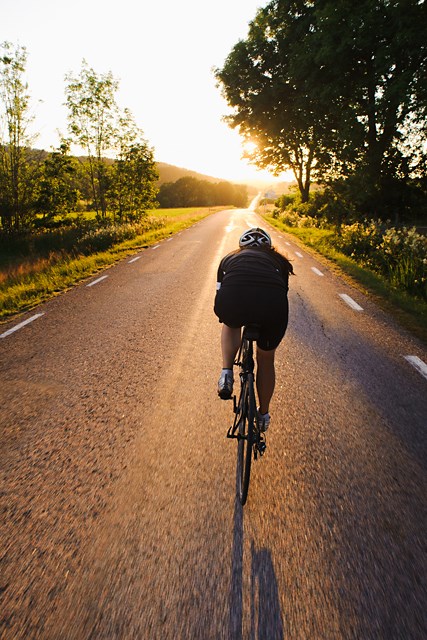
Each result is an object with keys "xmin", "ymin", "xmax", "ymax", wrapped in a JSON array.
[{"xmin": 227, "ymin": 324, "xmax": 267, "ymax": 505}]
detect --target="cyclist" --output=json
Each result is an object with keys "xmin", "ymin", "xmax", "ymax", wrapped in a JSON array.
[{"xmin": 214, "ymin": 227, "xmax": 293, "ymax": 431}]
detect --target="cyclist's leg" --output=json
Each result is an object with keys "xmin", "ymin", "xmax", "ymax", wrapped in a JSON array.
[
  {"xmin": 256, "ymin": 346, "xmax": 276, "ymax": 414},
  {"xmin": 221, "ymin": 324, "xmax": 241, "ymax": 368},
  {"xmin": 255, "ymin": 291, "xmax": 288, "ymax": 414}
]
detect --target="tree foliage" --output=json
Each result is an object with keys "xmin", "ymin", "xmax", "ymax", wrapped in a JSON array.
[
  {"xmin": 108, "ymin": 111, "xmax": 158, "ymax": 221},
  {"xmin": 34, "ymin": 142, "xmax": 79, "ymax": 221},
  {"xmin": 216, "ymin": 0, "xmax": 427, "ymax": 213},
  {"xmin": 0, "ymin": 41, "xmax": 38, "ymax": 230},
  {"xmin": 65, "ymin": 60, "xmax": 120, "ymax": 219},
  {"xmin": 215, "ymin": 1, "xmax": 332, "ymax": 202}
]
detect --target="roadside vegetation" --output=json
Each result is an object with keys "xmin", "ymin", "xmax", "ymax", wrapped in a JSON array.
[
  {"xmin": 0, "ymin": 207, "xmax": 222, "ymax": 319},
  {"xmin": 261, "ymin": 190, "xmax": 427, "ymax": 343}
]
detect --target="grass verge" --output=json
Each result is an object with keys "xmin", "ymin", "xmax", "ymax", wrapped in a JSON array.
[
  {"xmin": 0, "ymin": 207, "xmax": 222, "ymax": 321},
  {"xmin": 263, "ymin": 214, "xmax": 427, "ymax": 345}
]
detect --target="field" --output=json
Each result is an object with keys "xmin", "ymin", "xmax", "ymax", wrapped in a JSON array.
[{"xmin": 0, "ymin": 208, "xmax": 223, "ymax": 320}]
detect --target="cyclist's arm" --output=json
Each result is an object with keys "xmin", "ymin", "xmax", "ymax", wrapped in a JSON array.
[
  {"xmin": 216, "ymin": 250, "xmax": 238, "ymax": 291},
  {"xmin": 216, "ymin": 262, "xmax": 224, "ymax": 290}
]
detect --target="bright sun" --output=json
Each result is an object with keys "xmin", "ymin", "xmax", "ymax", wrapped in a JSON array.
[{"xmin": 242, "ymin": 140, "xmax": 258, "ymax": 156}]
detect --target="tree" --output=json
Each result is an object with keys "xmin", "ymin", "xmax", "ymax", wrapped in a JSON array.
[
  {"xmin": 215, "ymin": 0, "xmax": 427, "ymax": 212},
  {"xmin": 215, "ymin": 1, "xmax": 331, "ymax": 202},
  {"xmin": 304, "ymin": 0, "xmax": 427, "ymax": 215},
  {"xmin": 108, "ymin": 111, "xmax": 158, "ymax": 221},
  {"xmin": 65, "ymin": 60, "xmax": 120, "ymax": 218},
  {"xmin": 34, "ymin": 142, "xmax": 79, "ymax": 222},
  {"xmin": 0, "ymin": 41, "xmax": 38, "ymax": 230}
]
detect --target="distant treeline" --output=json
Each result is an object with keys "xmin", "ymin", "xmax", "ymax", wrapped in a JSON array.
[{"xmin": 157, "ymin": 176, "xmax": 248, "ymax": 208}]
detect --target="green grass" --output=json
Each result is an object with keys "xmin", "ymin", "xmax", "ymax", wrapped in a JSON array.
[
  {"xmin": 263, "ymin": 214, "xmax": 427, "ymax": 345},
  {"xmin": 0, "ymin": 207, "xmax": 222, "ymax": 320}
]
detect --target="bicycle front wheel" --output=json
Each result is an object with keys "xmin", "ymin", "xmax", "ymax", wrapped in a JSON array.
[{"xmin": 237, "ymin": 373, "xmax": 256, "ymax": 505}]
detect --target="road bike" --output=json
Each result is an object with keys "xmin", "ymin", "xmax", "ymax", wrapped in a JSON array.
[{"xmin": 227, "ymin": 325, "xmax": 266, "ymax": 505}]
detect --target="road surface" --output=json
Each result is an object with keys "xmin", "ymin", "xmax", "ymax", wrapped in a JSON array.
[{"xmin": 1, "ymin": 207, "xmax": 426, "ymax": 639}]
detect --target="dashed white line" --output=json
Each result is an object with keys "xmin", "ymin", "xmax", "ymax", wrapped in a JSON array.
[
  {"xmin": 128, "ymin": 256, "xmax": 141, "ymax": 263},
  {"xmin": 339, "ymin": 293, "xmax": 364, "ymax": 311},
  {"xmin": 295, "ymin": 252, "xmax": 304, "ymax": 258},
  {"xmin": 86, "ymin": 275, "xmax": 108, "ymax": 287},
  {"xmin": 285, "ymin": 242, "xmax": 291, "ymax": 246},
  {"xmin": 0, "ymin": 313, "xmax": 45, "ymax": 339},
  {"xmin": 311, "ymin": 267, "xmax": 324, "ymax": 276},
  {"xmin": 152, "ymin": 245, "xmax": 160, "ymax": 250},
  {"xmin": 404, "ymin": 356, "xmax": 427, "ymax": 381},
  {"xmin": 166, "ymin": 237, "xmax": 173, "ymax": 242}
]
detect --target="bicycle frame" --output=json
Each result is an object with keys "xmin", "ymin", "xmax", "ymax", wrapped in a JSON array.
[{"xmin": 226, "ymin": 325, "xmax": 266, "ymax": 505}]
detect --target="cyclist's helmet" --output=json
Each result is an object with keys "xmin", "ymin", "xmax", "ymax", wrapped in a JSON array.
[{"xmin": 239, "ymin": 227, "xmax": 272, "ymax": 248}]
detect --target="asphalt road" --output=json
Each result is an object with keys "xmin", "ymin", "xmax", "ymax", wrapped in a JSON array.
[{"xmin": 1, "ymin": 208, "xmax": 426, "ymax": 639}]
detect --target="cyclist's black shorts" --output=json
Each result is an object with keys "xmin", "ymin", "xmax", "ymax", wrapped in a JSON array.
[{"xmin": 214, "ymin": 285, "xmax": 289, "ymax": 351}]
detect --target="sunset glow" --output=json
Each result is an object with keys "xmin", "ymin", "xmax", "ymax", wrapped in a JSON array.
[{"xmin": 2, "ymin": 0, "xmax": 294, "ymax": 186}]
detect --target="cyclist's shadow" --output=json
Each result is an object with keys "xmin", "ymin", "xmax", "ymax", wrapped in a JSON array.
[{"xmin": 228, "ymin": 470, "xmax": 284, "ymax": 639}]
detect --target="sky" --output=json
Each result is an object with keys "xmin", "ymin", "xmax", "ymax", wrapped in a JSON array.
[{"xmin": 1, "ymin": 0, "xmax": 293, "ymax": 186}]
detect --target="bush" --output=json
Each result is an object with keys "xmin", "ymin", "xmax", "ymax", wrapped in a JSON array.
[
  {"xmin": 334, "ymin": 220, "xmax": 384, "ymax": 268},
  {"xmin": 379, "ymin": 227, "xmax": 427, "ymax": 298},
  {"xmin": 0, "ymin": 217, "xmax": 166, "ymax": 269},
  {"xmin": 334, "ymin": 220, "xmax": 426, "ymax": 299},
  {"xmin": 74, "ymin": 218, "xmax": 165, "ymax": 254}
]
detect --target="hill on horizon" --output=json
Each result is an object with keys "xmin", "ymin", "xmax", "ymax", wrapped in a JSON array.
[
  {"xmin": 156, "ymin": 161, "xmax": 294, "ymax": 195},
  {"xmin": 156, "ymin": 162, "xmax": 227, "ymax": 186}
]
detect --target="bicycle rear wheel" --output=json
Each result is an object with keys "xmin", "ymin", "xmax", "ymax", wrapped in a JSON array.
[{"xmin": 237, "ymin": 373, "xmax": 256, "ymax": 505}]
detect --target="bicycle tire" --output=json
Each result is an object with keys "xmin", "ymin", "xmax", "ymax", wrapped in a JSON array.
[{"xmin": 237, "ymin": 372, "xmax": 256, "ymax": 505}]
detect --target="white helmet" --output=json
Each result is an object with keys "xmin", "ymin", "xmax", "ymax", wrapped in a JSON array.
[{"xmin": 239, "ymin": 227, "xmax": 272, "ymax": 248}]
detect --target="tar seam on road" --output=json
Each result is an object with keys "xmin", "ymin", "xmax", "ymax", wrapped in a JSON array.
[
  {"xmin": 404, "ymin": 355, "xmax": 427, "ymax": 381},
  {"xmin": 339, "ymin": 293, "xmax": 364, "ymax": 312},
  {"xmin": 86, "ymin": 275, "xmax": 109, "ymax": 287},
  {"xmin": 0, "ymin": 313, "xmax": 45, "ymax": 339},
  {"xmin": 311, "ymin": 267, "xmax": 324, "ymax": 276}
]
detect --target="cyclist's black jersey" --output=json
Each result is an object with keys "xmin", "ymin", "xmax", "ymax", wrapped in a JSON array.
[{"xmin": 217, "ymin": 248, "xmax": 290, "ymax": 291}]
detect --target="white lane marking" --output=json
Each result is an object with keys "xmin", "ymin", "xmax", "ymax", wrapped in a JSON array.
[
  {"xmin": 295, "ymin": 252, "xmax": 303, "ymax": 258},
  {"xmin": 339, "ymin": 293, "xmax": 364, "ymax": 311},
  {"xmin": 86, "ymin": 275, "xmax": 108, "ymax": 287},
  {"xmin": 152, "ymin": 245, "xmax": 160, "ymax": 250},
  {"xmin": 311, "ymin": 267, "xmax": 324, "ymax": 276},
  {"xmin": 404, "ymin": 356, "xmax": 427, "ymax": 381},
  {"xmin": 0, "ymin": 313, "xmax": 45, "ymax": 339},
  {"xmin": 166, "ymin": 237, "xmax": 173, "ymax": 242},
  {"xmin": 285, "ymin": 242, "xmax": 291, "ymax": 246},
  {"xmin": 128, "ymin": 256, "xmax": 141, "ymax": 263},
  {"xmin": 225, "ymin": 221, "xmax": 235, "ymax": 233}
]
